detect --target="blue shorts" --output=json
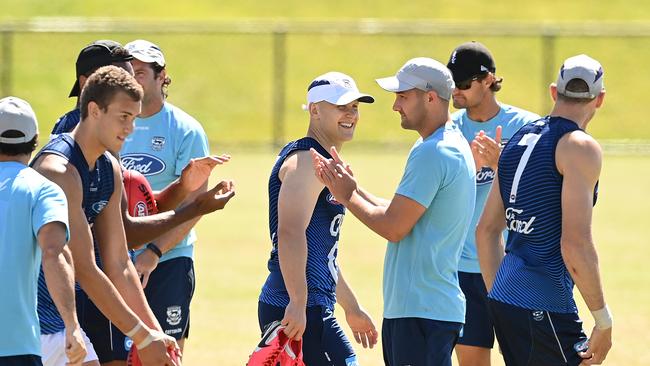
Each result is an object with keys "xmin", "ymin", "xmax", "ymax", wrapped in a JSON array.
[
  {"xmin": 488, "ymin": 298, "xmax": 588, "ymax": 366},
  {"xmin": 76, "ymin": 289, "xmax": 125, "ymax": 363},
  {"xmin": 143, "ymin": 257, "xmax": 195, "ymax": 340},
  {"xmin": 382, "ymin": 317, "xmax": 462, "ymax": 366},
  {"xmin": 457, "ymin": 271, "xmax": 494, "ymax": 348},
  {"xmin": 258, "ymin": 302, "xmax": 358, "ymax": 366},
  {"xmin": 0, "ymin": 355, "xmax": 42, "ymax": 366}
]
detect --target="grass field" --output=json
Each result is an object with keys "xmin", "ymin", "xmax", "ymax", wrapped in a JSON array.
[{"xmin": 182, "ymin": 147, "xmax": 650, "ymax": 365}]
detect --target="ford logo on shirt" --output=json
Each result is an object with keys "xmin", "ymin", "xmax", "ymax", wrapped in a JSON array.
[
  {"xmin": 120, "ymin": 154, "xmax": 166, "ymax": 176},
  {"xmin": 476, "ymin": 166, "xmax": 496, "ymax": 186}
]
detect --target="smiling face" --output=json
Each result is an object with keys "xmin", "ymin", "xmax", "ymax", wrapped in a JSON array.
[
  {"xmin": 392, "ymin": 88, "xmax": 429, "ymax": 131},
  {"xmin": 311, "ymin": 100, "xmax": 360, "ymax": 143}
]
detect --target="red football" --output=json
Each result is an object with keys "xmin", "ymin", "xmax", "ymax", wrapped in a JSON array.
[{"xmin": 123, "ymin": 169, "xmax": 158, "ymax": 217}]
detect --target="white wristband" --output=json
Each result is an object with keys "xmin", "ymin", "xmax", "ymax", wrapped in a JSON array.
[
  {"xmin": 591, "ymin": 305, "xmax": 613, "ymax": 329},
  {"xmin": 136, "ymin": 333, "xmax": 155, "ymax": 350},
  {"xmin": 125, "ymin": 321, "xmax": 143, "ymax": 338}
]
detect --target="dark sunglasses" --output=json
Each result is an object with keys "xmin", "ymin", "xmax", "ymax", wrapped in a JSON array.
[{"xmin": 455, "ymin": 76, "xmax": 480, "ymax": 90}]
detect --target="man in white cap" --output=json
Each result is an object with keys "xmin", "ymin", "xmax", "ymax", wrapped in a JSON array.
[
  {"xmin": 311, "ymin": 58, "xmax": 476, "ymax": 366},
  {"xmin": 476, "ymin": 54, "xmax": 612, "ymax": 366},
  {"xmin": 0, "ymin": 96, "xmax": 86, "ymax": 366},
  {"xmin": 120, "ymin": 39, "xmax": 212, "ymax": 357},
  {"xmin": 251, "ymin": 72, "xmax": 378, "ymax": 366}
]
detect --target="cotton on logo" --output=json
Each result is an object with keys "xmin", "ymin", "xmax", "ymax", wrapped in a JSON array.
[{"xmin": 505, "ymin": 207, "xmax": 536, "ymax": 234}]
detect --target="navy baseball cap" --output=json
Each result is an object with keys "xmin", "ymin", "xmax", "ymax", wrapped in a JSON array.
[
  {"xmin": 69, "ymin": 40, "xmax": 133, "ymax": 97},
  {"xmin": 447, "ymin": 41, "xmax": 496, "ymax": 83}
]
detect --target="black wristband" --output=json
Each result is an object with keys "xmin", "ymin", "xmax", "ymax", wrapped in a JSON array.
[{"xmin": 146, "ymin": 243, "xmax": 163, "ymax": 258}]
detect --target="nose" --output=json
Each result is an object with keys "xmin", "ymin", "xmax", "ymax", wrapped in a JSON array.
[{"xmin": 392, "ymin": 99, "xmax": 400, "ymax": 112}]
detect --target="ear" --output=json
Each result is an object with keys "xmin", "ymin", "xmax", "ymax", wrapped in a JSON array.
[
  {"xmin": 595, "ymin": 90, "xmax": 605, "ymax": 108},
  {"xmin": 549, "ymin": 83, "xmax": 558, "ymax": 102},
  {"xmin": 156, "ymin": 68, "xmax": 167, "ymax": 82},
  {"xmin": 78, "ymin": 75, "xmax": 88, "ymax": 91},
  {"xmin": 87, "ymin": 101, "xmax": 101, "ymax": 118},
  {"xmin": 309, "ymin": 102, "xmax": 319, "ymax": 118}
]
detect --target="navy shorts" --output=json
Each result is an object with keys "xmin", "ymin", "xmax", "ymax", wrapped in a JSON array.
[
  {"xmin": 0, "ymin": 355, "xmax": 42, "ymax": 366},
  {"xmin": 143, "ymin": 257, "xmax": 195, "ymax": 340},
  {"xmin": 258, "ymin": 302, "xmax": 358, "ymax": 366},
  {"xmin": 488, "ymin": 298, "xmax": 588, "ymax": 366},
  {"xmin": 382, "ymin": 317, "xmax": 462, "ymax": 366},
  {"xmin": 457, "ymin": 271, "xmax": 494, "ymax": 348},
  {"xmin": 76, "ymin": 289, "xmax": 126, "ymax": 362}
]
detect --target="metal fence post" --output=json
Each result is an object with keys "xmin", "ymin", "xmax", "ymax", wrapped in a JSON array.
[
  {"xmin": 1, "ymin": 31, "xmax": 13, "ymax": 97},
  {"xmin": 541, "ymin": 31, "xmax": 556, "ymax": 114},
  {"xmin": 272, "ymin": 31, "xmax": 286, "ymax": 148}
]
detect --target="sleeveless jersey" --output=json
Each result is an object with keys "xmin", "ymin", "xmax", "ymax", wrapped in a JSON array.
[
  {"xmin": 490, "ymin": 116, "xmax": 598, "ymax": 313},
  {"xmin": 259, "ymin": 137, "xmax": 345, "ymax": 309},
  {"xmin": 50, "ymin": 108, "xmax": 80, "ymax": 138},
  {"xmin": 33, "ymin": 133, "xmax": 115, "ymax": 334}
]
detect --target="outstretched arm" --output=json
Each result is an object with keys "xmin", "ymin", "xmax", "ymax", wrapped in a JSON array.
[
  {"xmin": 336, "ymin": 269, "xmax": 378, "ymax": 349},
  {"xmin": 557, "ymin": 132, "xmax": 611, "ymax": 365}
]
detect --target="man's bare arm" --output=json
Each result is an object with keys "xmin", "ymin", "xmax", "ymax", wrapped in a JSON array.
[{"xmin": 476, "ymin": 176, "xmax": 507, "ymax": 291}]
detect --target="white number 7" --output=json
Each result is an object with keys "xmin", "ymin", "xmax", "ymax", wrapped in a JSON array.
[{"xmin": 509, "ymin": 133, "xmax": 541, "ymax": 203}]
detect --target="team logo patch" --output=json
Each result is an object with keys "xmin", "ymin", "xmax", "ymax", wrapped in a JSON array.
[
  {"xmin": 532, "ymin": 311, "xmax": 544, "ymax": 321},
  {"xmin": 166, "ymin": 306, "xmax": 182, "ymax": 326},
  {"xmin": 121, "ymin": 154, "xmax": 166, "ymax": 176},
  {"xmin": 151, "ymin": 136, "xmax": 166, "ymax": 151},
  {"xmin": 326, "ymin": 193, "xmax": 341, "ymax": 206},
  {"xmin": 124, "ymin": 337, "xmax": 133, "ymax": 351},
  {"xmin": 91, "ymin": 200, "xmax": 108, "ymax": 214}
]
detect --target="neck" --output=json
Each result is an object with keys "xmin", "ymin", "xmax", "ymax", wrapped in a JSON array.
[
  {"xmin": 419, "ymin": 109, "xmax": 450, "ymax": 139},
  {"xmin": 70, "ymin": 121, "xmax": 104, "ymax": 170},
  {"xmin": 467, "ymin": 95, "xmax": 500, "ymax": 122},
  {"xmin": 549, "ymin": 103, "xmax": 591, "ymax": 130},
  {"xmin": 140, "ymin": 95, "xmax": 164, "ymax": 118},
  {"xmin": 307, "ymin": 128, "xmax": 343, "ymax": 153},
  {"xmin": 0, "ymin": 154, "xmax": 30, "ymax": 165}
]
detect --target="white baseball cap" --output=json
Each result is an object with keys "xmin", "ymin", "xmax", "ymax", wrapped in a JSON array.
[
  {"xmin": 0, "ymin": 96, "xmax": 38, "ymax": 144},
  {"xmin": 306, "ymin": 72, "xmax": 374, "ymax": 107},
  {"xmin": 376, "ymin": 57, "xmax": 455, "ymax": 100},
  {"xmin": 556, "ymin": 54, "xmax": 604, "ymax": 99},
  {"xmin": 125, "ymin": 39, "xmax": 166, "ymax": 67}
]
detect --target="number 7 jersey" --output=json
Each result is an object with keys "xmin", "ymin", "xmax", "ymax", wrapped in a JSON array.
[
  {"xmin": 491, "ymin": 116, "xmax": 598, "ymax": 314},
  {"xmin": 259, "ymin": 137, "xmax": 345, "ymax": 309}
]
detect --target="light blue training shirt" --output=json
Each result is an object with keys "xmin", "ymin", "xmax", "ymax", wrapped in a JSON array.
[
  {"xmin": 452, "ymin": 104, "xmax": 539, "ymax": 273},
  {"xmin": 120, "ymin": 102, "xmax": 209, "ymax": 262},
  {"xmin": 383, "ymin": 123, "xmax": 476, "ymax": 323},
  {"xmin": 0, "ymin": 161, "xmax": 69, "ymax": 357}
]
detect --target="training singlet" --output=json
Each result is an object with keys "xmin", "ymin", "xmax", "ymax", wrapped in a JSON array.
[
  {"xmin": 32, "ymin": 134, "xmax": 115, "ymax": 334},
  {"xmin": 259, "ymin": 137, "xmax": 345, "ymax": 309},
  {"xmin": 490, "ymin": 116, "xmax": 598, "ymax": 313}
]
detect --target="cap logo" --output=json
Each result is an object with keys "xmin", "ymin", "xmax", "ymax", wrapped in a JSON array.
[
  {"xmin": 307, "ymin": 79, "xmax": 331, "ymax": 91},
  {"xmin": 450, "ymin": 51, "xmax": 457, "ymax": 64},
  {"xmin": 594, "ymin": 67, "xmax": 603, "ymax": 82},
  {"xmin": 480, "ymin": 65, "xmax": 489, "ymax": 72},
  {"xmin": 342, "ymin": 79, "xmax": 352, "ymax": 88}
]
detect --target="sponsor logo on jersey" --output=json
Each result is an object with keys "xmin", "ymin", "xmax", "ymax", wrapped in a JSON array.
[
  {"xmin": 151, "ymin": 136, "xmax": 165, "ymax": 151},
  {"xmin": 166, "ymin": 305, "xmax": 182, "ymax": 326},
  {"xmin": 476, "ymin": 167, "xmax": 496, "ymax": 185},
  {"xmin": 121, "ymin": 154, "xmax": 166, "ymax": 176},
  {"xmin": 91, "ymin": 200, "xmax": 108, "ymax": 214},
  {"xmin": 505, "ymin": 207, "xmax": 536, "ymax": 234}
]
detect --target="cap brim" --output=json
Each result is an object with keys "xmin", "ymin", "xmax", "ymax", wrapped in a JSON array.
[
  {"xmin": 328, "ymin": 92, "xmax": 375, "ymax": 105},
  {"xmin": 69, "ymin": 81, "xmax": 80, "ymax": 97},
  {"xmin": 375, "ymin": 76, "xmax": 415, "ymax": 92}
]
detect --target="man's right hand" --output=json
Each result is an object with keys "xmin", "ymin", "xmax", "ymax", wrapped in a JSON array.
[
  {"xmin": 65, "ymin": 326, "xmax": 87, "ymax": 365},
  {"xmin": 579, "ymin": 326, "xmax": 612, "ymax": 365},
  {"xmin": 281, "ymin": 300, "xmax": 307, "ymax": 341},
  {"xmin": 137, "ymin": 330, "xmax": 180, "ymax": 366}
]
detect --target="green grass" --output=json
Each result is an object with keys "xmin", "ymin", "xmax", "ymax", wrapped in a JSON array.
[
  {"xmin": 2, "ymin": 1, "xmax": 650, "ymax": 144},
  {"xmin": 184, "ymin": 149, "xmax": 650, "ymax": 365}
]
